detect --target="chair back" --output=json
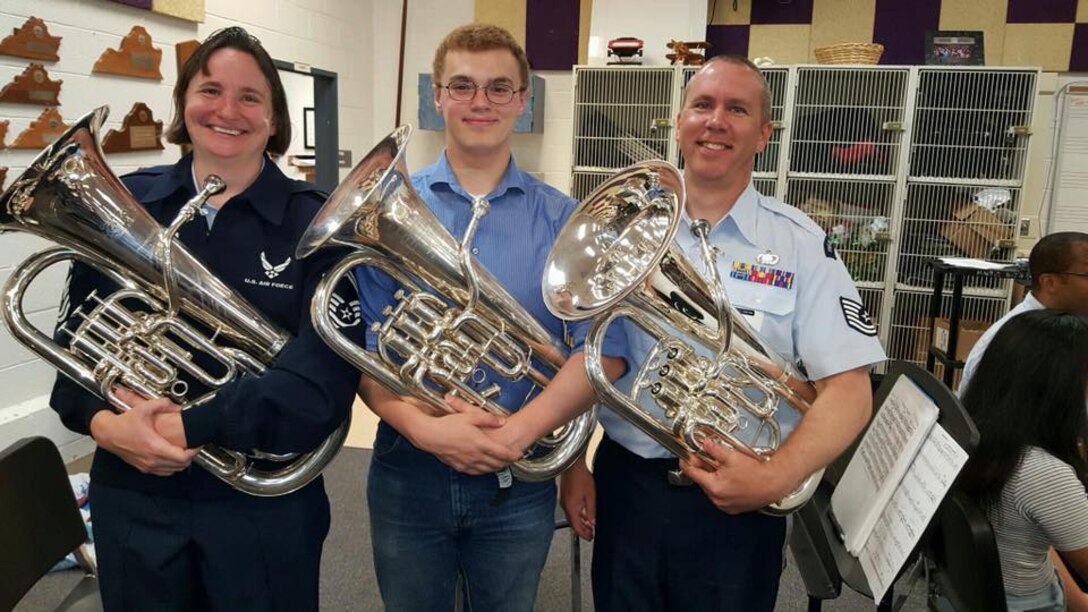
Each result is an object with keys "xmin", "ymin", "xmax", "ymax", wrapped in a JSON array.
[
  {"xmin": 0, "ymin": 436, "xmax": 88, "ymax": 610},
  {"xmin": 927, "ymin": 490, "xmax": 1007, "ymax": 612}
]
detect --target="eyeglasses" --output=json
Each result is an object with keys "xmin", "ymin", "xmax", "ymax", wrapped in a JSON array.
[
  {"xmin": 438, "ymin": 80, "xmax": 523, "ymax": 105},
  {"xmin": 1055, "ymin": 271, "xmax": 1088, "ymax": 279}
]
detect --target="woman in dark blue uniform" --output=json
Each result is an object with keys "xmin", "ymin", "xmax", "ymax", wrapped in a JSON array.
[{"xmin": 49, "ymin": 27, "xmax": 360, "ymax": 611}]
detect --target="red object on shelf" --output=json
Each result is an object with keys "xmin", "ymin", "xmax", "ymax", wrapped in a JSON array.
[{"xmin": 608, "ymin": 37, "xmax": 644, "ymax": 62}]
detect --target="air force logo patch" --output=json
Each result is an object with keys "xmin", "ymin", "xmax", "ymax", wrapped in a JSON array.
[
  {"xmin": 839, "ymin": 297, "xmax": 877, "ymax": 336},
  {"xmin": 261, "ymin": 252, "xmax": 291, "ymax": 279}
]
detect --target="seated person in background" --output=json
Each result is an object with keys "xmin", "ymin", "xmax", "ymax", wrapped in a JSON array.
[
  {"xmin": 959, "ymin": 309, "xmax": 1088, "ymax": 612},
  {"xmin": 959, "ymin": 231, "xmax": 1088, "ymax": 393}
]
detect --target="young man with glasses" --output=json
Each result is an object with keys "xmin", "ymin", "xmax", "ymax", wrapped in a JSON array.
[
  {"xmin": 960, "ymin": 231, "xmax": 1088, "ymax": 393},
  {"xmin": 356, "ymin": 23, "xmax": 625, "ymax": 612}
]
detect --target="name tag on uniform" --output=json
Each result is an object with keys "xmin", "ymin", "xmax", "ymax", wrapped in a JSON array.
[
  {"xmin": 735, "ymin": 307, "xmax": 765, "ymax": 331},
  {"xmin": 731, "ymin": 261, "xmax": 795, "ymax": 289}
]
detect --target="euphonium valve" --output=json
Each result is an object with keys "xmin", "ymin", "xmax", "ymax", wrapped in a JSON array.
[
  {"xmin": 296, "ymin": 125, "xmax": 595, "ymax": 482},
  {"xmin": 0, "ymin": 106, "xmax": 349, "ymax": 496},
  {"xmin": 542, "ymin": 161, "xmax": 821, "ymax": 514}
]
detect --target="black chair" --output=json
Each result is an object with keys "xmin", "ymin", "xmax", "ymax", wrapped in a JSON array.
[
  {"xmin": 925, "ymin": 490, "xmax": 1007, "ymax": 612},
  {"xmin": 789, "ymin": 360, "xmax": 980, "ymax": 611},
  {"xmin": 0, "ymin": 436, "xmax": 101, "ymax": 611}
]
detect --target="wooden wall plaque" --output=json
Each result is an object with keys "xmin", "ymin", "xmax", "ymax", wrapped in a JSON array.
[
  {"xmin": 102, "ymin": 102, "xmax": 164, "ymax": 153},
  {"xmin": 176, "ymin": 39, "xmax": 200, "ymax": 74},
  {"xmin": 0, "ymin": 120, "xmax": 8, "ymax": 149},
  {"xmin": 11, "ymin": 108, "xmax": 68, "ymax": 149},
  {"xmin": 93, "ymin": 25, "xmax": 163, "ymax": 80},
  {"xmin": 0, "ymin": 63, "xmax": 62, "ymax": 106},
  {"xmin": 0, "ymin": 17, "xmax": 61, "ymax": 62}
]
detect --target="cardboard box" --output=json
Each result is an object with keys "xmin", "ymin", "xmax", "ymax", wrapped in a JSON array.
[
  {"xmin": 932, "ymin": 317, "xmax": 990, "ymax": 361},
  {"xmin": 941, "ymin": 204, "xmax": 1015, "ymax": 259}
]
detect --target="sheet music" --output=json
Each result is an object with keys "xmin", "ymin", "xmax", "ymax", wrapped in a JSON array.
[
  {"xmin": 858, "ymin": 424, "xmax": 969, "ymax": 603},
  {"xmin": 832, "ymin": 377, "xmax": 939, "ymax": 554},
  {"xmin": 937, "ymin": 257, "xmax": 1013, "ymax": 270}
]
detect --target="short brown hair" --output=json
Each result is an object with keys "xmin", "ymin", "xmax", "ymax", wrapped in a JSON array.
[
  {"xmin": 681, "ymin": 55, "xmax": 772, "ymax": 123},
  {"xmin": 165, "ymin": 27, "xmax": 291, "ymax": 156},
  {"xmin": 432, "ymin": 24, "xmax": 530, "ymax": 89}
]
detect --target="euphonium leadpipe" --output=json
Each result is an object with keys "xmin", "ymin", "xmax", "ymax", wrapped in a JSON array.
[
  {"xmin": 0, "ymin": 106, "xmax": 349, "ymax": 497},
  {"xmin": 295, "ymin": 125, "xmax": 595, "ymax": 482},
  {"xmin": 541, "ymin": 161, "xmax": 822, "ymax": 514}
]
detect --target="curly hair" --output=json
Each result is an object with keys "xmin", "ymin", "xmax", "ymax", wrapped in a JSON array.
[{"xmin": 432, "ymin": 24, "xmax": 530, "ymax": 89}]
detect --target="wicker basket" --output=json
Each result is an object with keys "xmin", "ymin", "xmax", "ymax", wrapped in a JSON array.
[{"xmin": 814, "ymin": 42, "xmax": 884, "ymax": 65}]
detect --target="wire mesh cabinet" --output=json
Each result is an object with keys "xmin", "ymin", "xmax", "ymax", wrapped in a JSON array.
[
  {"xmin": 568, "ymin": 65, "xmax": 1039, "ymax": 379},
  {"xmin": 783, "ymin": 66, "xmax": 912, "ymax": 347},
  {"xmin": 888, "ymin": 68, "xmax": 1037, "ymax": 379},
  {"xmin": 570, "ymin": 65, "xmax": 790, "ymax": 200}
]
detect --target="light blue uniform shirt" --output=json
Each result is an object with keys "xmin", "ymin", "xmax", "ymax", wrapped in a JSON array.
[
  {"xmin": 603, "ymin": 183, "xmax": 887, "ymax": 459},
  {"xmin": 355, "ymin": 152, "xmax": 625, "ymax": 412}
]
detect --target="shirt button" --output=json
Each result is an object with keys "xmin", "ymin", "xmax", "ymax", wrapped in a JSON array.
[{"xmin": 471, "ymin": 247, "xmax": 479, "ymax": 255}]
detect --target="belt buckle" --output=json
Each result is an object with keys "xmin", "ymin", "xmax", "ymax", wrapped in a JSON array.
[{"xmin": 667, "ymin": 468, "xmax": 693, "ymax": 487}]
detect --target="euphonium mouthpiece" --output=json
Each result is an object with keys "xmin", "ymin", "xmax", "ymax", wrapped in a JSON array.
[{"xmin": 203, "ymin": 174, "xmax": 226, "ymax": 196}]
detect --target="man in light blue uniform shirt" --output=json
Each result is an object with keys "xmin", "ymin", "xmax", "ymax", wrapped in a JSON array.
[
  {"xmin": 354, "ymin": 24, "xmax": 625, "ymax": 612},
  {"xmin": 959, "ymin": 231, "xmax": 1088, "ymax": 395},
  {"xmin": 561, "ymin": 55, "xmax": 887, "ymax": 611}
]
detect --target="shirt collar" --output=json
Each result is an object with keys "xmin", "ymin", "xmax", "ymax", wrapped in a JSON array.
[
  {"xmin": 680, "ymin": 181, "xmax": 761, "ymax": 246},
  {"xmin": 142, "ymin": 154, "xmax": 300, "ymax": 226},
  {"xmin": 1023, "ymin": 291, "xmax": 1044, "ymax": 310},
  {"xmin": 424, "ymin": 150, "xmax": 527, "ymax": 202}
]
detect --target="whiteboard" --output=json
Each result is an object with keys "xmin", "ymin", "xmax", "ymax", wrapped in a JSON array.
[{"xmin": 1051, "ymin": 85, "xmax": 1088, "ymax": 233}]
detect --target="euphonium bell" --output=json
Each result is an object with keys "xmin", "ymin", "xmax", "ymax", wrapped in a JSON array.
[
  {"xmin": 295, "ymin": 125, "xmax": 595, "ymax": 482},
  {"xmin": 0, "ymin": 106, "xmax": 349, "ymax": 496},
  {"xmin": 542, "ymin": 160, "xmax": 821, "ymax": 514}
]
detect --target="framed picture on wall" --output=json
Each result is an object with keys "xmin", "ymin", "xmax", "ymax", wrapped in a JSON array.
[
  {"xmin": 925, "ymin": 31, "xmax": 985, "ymax": 66},
  {"xmin": 303, "ymin": 107, "xmax": 316, "ymax": 150}
]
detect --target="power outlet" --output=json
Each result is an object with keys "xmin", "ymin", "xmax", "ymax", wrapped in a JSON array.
[
  {"xmin": 338, "ymin": 149, "xmax": 352, "ymax": 168},
  {"xmin": 1019, "ymin": 217, "xmax": 1031, "ymax": 237}
]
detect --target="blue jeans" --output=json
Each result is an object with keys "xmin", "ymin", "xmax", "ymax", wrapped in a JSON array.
[
  {"xmin": 367, "ymin": 422, "xmax": 557, "ymax": 612},
  {"xmin": 1006, "ymin": 571, "xmax": 1065, "ymax": 612}
]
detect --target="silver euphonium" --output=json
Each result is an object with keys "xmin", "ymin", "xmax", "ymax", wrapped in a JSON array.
[
  {"xmin": 0, "ymin": 106, "xmax": 349, "ymax": 497},
  {"xmin": 542, "ymin": 161, "xmax": 821, "ymax": 514},
  {"xmin": 295, "ymin": 125, "xmax": 595, "ymax": 482}
]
